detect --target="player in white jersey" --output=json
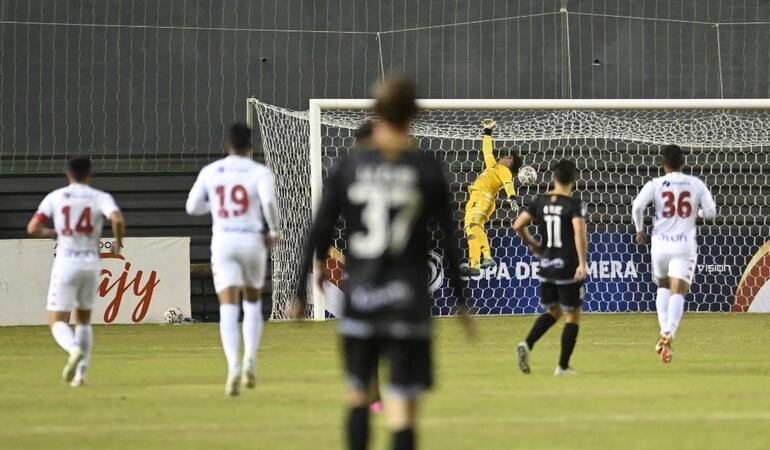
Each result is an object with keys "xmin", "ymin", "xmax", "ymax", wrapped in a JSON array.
[
  {"xmin": 26, "ymin": 157, "xmax": 125, "ymax": 386},
  {"xmin": 186, "ymin": 123, "xmax": 281, "ymax": 396},
  {"xmin": 632, "ymin": 145, "xmax": 716, "ymax": 363}
]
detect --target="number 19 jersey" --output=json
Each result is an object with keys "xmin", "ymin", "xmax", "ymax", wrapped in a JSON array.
[
  {"xmin": 186, "ymin": 155, "xmax": 279, "ymax": 292},
  {"xmin": 185, "ymin": 155, "xmax": 278, "ymax": 240},
  {"xmin": 633, "ymin": 172, "xmax": 716, "ymax": 253}
]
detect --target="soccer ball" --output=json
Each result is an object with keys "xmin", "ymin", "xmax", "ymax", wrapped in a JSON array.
[
  {"xmin": 518, "ymin": 165, "xmax": 537, "ymax": 185},
  {"xmin": 162, "ymin": 306, "xmax": 185, "ymax": 324}
]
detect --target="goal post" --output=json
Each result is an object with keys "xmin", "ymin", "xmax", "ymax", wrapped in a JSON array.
[{"xmin": 250, "ymin": 97, "xmax": 770, "ymax": 320}]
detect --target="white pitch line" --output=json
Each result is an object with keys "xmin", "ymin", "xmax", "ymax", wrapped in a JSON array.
[
  {"xmin": 422, "ymin": 410, "xmax": 770, "ymax": 426},
  {"xmin": 3, "ymin": 411, "xmax": 769, "ymax": 437}
]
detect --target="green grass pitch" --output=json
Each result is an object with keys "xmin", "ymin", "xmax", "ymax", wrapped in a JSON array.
[{"xmin": 1, "ymin": 314, "xmax": 769, "ymax": 449}]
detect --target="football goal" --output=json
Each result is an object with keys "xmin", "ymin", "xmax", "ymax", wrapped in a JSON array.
[{"xmin": 249, "ymin": 98, "xmax": 770, "ymax": 320}]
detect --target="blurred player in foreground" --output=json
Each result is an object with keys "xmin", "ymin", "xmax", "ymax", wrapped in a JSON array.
[
  {"xmin": 513, "ymin": 160, "xmax": 588, "ymax": 376},
  {"xmin": 462, "ymin": 118, "xmax": 523, "ymax": 276},
  {"xmin": 27, "ymin": 157, "xmax": 125, "ymax": 386},
  {"xmin": 353, "ymin": 121, "xmax": 385, "ymax": 414},
  {"xmin": 632, "ymin": 145, "xmax": 716, "ymax": 363},
  {"xmin": 186, "ymin": 123, "xmax": 281, "ymax": 396},
  {"xmin": 295, "ymin": 76, "xmax": 473, "ymax": 450}
]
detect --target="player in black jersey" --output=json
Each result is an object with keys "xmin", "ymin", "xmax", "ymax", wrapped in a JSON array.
[
  {"xmin": 295, "ymin": 76, "xmax": 473, "ymax": 450},
  {"xmin": 512, "ymin": 160, "xmax": 588, "ymax": 376}
]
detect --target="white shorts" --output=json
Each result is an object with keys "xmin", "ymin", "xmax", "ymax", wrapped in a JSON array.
[
  {"xmin": 211, "ymin": 238, "xmax": 267, "ymax": 293},
  {"xmin": 47, "ymin": 263, "xmax": 100, "ymax": 312},
  {"xmin": 651, "ymin": 247, "xmax": 698, "ymax": 285}
]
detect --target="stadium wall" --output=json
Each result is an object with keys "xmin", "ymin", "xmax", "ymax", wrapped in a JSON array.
[{"xmin": 2, "ymin": 1, "xmax": 770, "ymax": 319}]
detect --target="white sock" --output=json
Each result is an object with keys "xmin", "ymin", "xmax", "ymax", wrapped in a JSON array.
[
  {"xmin": 51, "ymin": 321, "xmax": 78, "ymax": 354},
  {"xmin": 655, "ymin": 288, "xmax": 671, "ymax": 334},
  {"xmin": 241, "ymin": 300, "xmax": 264, "ymax": 370},
  {"xmin": 219, "ymin": 304, "xmax": 241, "ymax": 373},
  {"xmin": 75, "ymin": 324, "xmax": 93, "ymax": 377},
  {"xmin": 667, "ymin": 294, "xmax": 685, "ymax": 337}
]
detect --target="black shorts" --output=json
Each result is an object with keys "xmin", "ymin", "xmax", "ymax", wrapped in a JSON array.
[
  {"xmin": 540, "ymin": 281, "xmax": 584, "ymax": 310},
  {"xmin": 343, "ymin": 336, "xmax": 433, "ymax": 399}
]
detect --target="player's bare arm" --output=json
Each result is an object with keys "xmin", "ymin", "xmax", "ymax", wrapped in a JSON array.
[
  {"xmin": 295, "ymin": 160, "xmax": 344, "ymax": 320},
  {"xmin": 632, "ymin": 180, "xmax": 654, "ymax": 245},
  {"xmin": 26, "ymin": 215, "xmax": 56, "ymax": 239},
  {"xmin": 513, "ymin": 211, "xmax": 542, "ymax": 256},
  {"xmin": 110, "ymin": 211, "xmax": 126, "ymax": 257},
  {"xmin": 572, "ymin": 216, "xmax": 588, "ymax": 281}
]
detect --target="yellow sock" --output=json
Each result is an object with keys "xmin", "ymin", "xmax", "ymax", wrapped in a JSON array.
[
  {"xmin": 466, "ymin": 227, "xmax": 482, "ymax": 269},
  {"xmin": 475, "ymin": 226, "xmax": 492, "ymax": 260}
]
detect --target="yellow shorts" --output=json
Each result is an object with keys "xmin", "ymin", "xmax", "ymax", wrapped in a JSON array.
[{"xmin": 464, "ymin": 190, "xmax": 496, "ymax": 229}]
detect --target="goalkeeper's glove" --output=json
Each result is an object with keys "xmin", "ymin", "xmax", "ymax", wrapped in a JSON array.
[
  {"xmin": 507, "ymin": 198, "xmax": 520, "ymax": 215},
  {"xmin": 482, "ymin": 118, "xmax": 496, "ymax": 136}
]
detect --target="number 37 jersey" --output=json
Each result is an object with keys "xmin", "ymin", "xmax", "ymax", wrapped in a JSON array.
[
  {"xmin": 35, "ymin": 184, "xmax": 120, "ymax": 263},
  {"xmin": 298, "ymin": 149, "xmax": 465, "ymax": 336},
  {"xmin": 632, "ymin": 172, "xmax": 716, "ymax": 252}
]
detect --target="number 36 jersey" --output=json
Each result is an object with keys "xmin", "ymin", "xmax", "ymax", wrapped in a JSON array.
[
  {"xmin": 35, "ymin": 184, "xmax": 120, "ymax": 264},
  {"xmin": 632, "ymin": 172, "xmax": 716, "ymax": 253},
  {"xmin": 298, "ymin": 149, "xmax": 465, "ymax": 338}
]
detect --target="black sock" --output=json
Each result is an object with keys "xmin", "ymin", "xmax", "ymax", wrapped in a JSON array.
[
  {"xmin": 348, "ymin": 406, "xmax": 370, "ymax": 450},
  {"xmin": 559, "ymin": 323, "xmax": 580, "ymax": 369},
  {"xmin": 393, "ymin": 428, "xmax": 415, "ymax": 450},
  {"xmin": 525, "ymin": 313, "xmax": 558, "ymax": 350}
]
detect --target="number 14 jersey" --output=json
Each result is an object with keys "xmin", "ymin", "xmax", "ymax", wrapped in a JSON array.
[
  {"xmin": 633, "ymin": 172, "xmax": 716, "ymax": 253},
  {"xmin": 35, "ymin": 184, "xmax": 120, "ymax": 265}
]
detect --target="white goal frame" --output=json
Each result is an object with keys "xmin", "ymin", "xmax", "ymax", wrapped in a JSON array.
[{"xmin": 250, "ymin": 97, "xmax": 770, "ymax": 320}]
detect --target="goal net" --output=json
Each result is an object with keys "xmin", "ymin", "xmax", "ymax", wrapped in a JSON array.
[{"xmin": 250, "ymin": 98, "xmax": 770, "ymax": 320}]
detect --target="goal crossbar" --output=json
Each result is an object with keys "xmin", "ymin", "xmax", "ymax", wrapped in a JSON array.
[{"xmin": 308, "ymin": 98, "xmax": 770, "ymax": 111}]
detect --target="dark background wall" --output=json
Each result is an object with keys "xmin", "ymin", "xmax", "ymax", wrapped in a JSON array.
[
  {"xmin": 2, "ymin": 0, "xmax": 770, "ymax": 173},
  {"xmin": 2, "ymin": 0, "xmax": 770, "ymax": 317}
]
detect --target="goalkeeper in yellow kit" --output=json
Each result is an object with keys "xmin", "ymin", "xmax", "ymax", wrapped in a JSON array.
[{"xmin": 462, "ymin": 118, "xmax": 522, "ymax": 277}]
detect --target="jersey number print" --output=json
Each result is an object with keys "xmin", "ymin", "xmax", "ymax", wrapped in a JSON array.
[
  {"xmin": 215, "ymin": 185, "xmax": 250, "ymax": 218},
  {"xmin": 347, "ymin": 182, "xmax": 421, "ymax": 258},
  {"xmin": 544, "ymin": 214, "xmax": 563, "ymax": 248},
  {"xmin": 61, "ymin": 206, "xmax": 93, "ymax": 235},
  {"xmin": 661, "ymin": 191, "xmax": 692, "ymax": 218}
]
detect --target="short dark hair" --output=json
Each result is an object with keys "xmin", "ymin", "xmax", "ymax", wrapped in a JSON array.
[
  {"xmin": 553, "ymin": 159, "xmax": 577, "ymax": 185},
  {"xmin": 66, "ymin": 157, "xmax": 92, "ymax": 182},
  {"xmin": 228, "ymin": 123, "xmax": 252, "ymax": 153},
  {"xmin": 372, "ymin": 75, "xmax": 419, "ymax": 128},
  {"xmin": 354, "ymin": 121, "xmax": 374, "ymax": 144},
  {"xmin": 661, "ymin": 144, "xmax": 685, "ymax": 170}
]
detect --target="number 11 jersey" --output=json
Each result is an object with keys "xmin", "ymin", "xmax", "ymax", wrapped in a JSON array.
[{"xmin": 527, "ymin": 194, "xmax": 584, "ymax": 283}]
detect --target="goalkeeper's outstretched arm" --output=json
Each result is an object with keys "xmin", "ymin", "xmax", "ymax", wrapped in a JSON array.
[{"xmin": 481, "ymin": 118, "xmax": 497, "ymax": 168}]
